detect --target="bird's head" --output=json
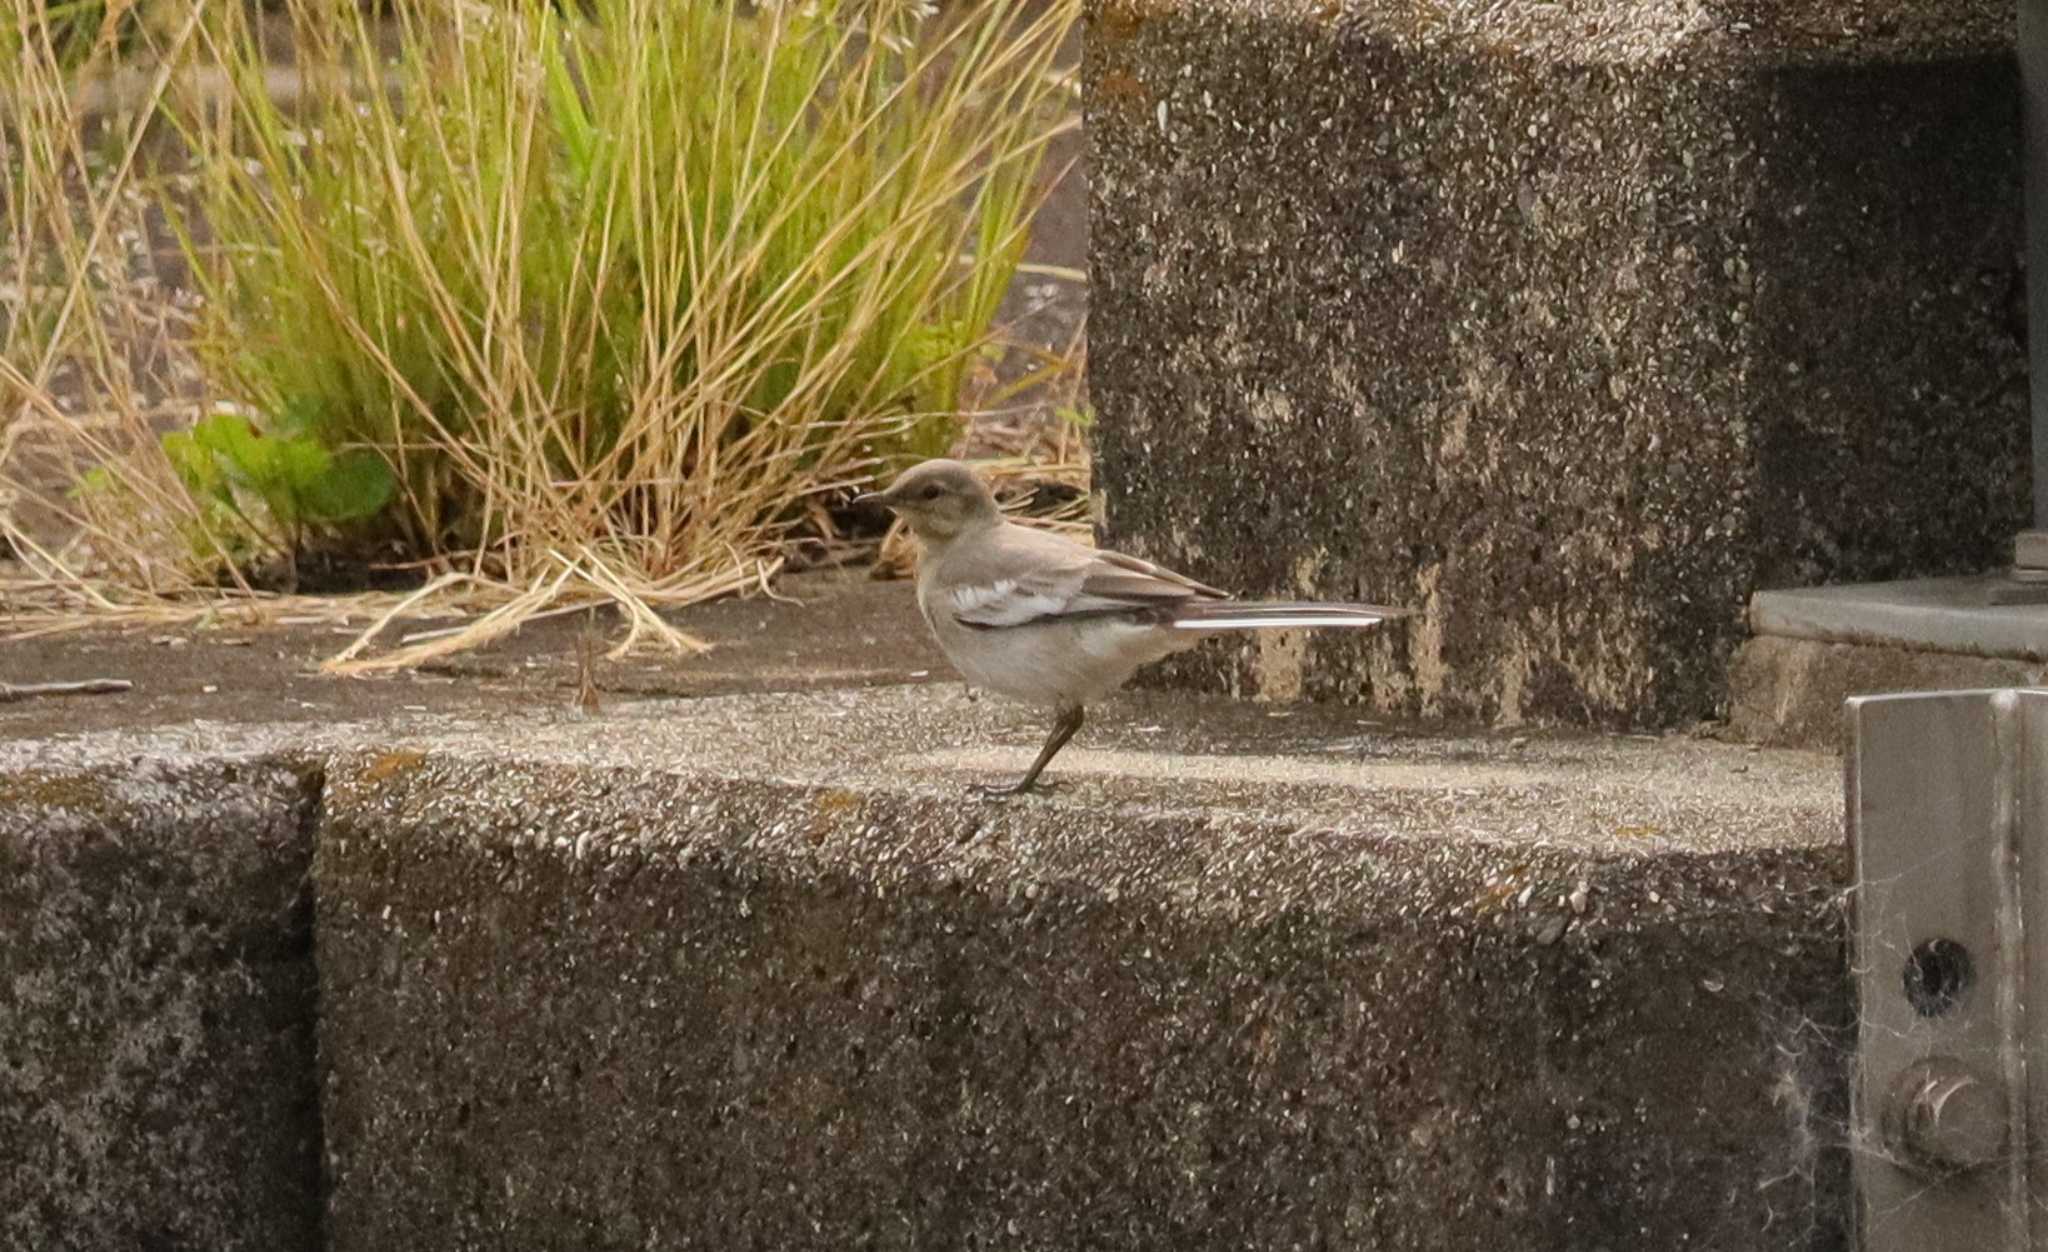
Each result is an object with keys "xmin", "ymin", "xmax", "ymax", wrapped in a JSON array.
[{"xmin": 855, "ymin": 458, "xmax": 1001, "ymax": 542}]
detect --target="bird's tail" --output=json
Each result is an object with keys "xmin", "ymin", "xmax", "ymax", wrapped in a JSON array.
[{"xmin": 1166, "ymin": 601, "xmax": 1412, "ymax": 632}]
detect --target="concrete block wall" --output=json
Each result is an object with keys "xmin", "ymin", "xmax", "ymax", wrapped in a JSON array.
[
  {"xmin": 1088, "ymin": 0, "xmax": 2027, "ymax": 729},
  {"xmin": 0, "ymin": 760, "xmax": 323, "ymax": 1252},
  {"xmin": 0, "ymin": 696, "xmax": 1855, "ymax": 1250},
  {"xmin": 316, "ymin": 754, "xmax": 1848, "ymax": 1251}
]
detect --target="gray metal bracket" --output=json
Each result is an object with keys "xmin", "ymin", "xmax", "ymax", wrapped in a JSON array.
[
  {"xmin": 1849, "ymin": 690, "xmax": 2043, "ymax": 1249},
  {"xmin": 2014, "ymin": 0, "xmax": 2048, "ymax": 594}
]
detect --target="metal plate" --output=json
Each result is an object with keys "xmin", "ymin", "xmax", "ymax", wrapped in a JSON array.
[
  {"xmin": 2027, "ymin": 0, "xmax": 2048, "ymax": 531},
  {"xmin": 1849, "ymin": 690, "xmax": 2035, "ymax": 1250}
]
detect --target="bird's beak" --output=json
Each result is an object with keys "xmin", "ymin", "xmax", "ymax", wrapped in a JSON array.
[{"xmin": 852, "ymin": 490, "xmax": 891, "ymax": 510}]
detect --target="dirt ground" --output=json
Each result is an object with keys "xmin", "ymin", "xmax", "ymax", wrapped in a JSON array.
[{"xmin": 0, "ymin": 569, "xmax": 950, "ymax": 738}]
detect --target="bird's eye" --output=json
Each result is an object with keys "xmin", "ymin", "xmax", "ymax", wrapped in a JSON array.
[{"xmin": 920, "ymin": 485, "xmax": 943, "ymax": 501}]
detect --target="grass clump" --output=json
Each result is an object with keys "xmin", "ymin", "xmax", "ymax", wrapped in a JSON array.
[{"xmin": 1, "ymin": 0, "xmax": 1076, "ymax": 663}]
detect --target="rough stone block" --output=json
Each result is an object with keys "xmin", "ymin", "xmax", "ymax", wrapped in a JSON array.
[
  {"xmin": 314, "ymin": 690, "xmax": 1850, "ymax": 1251},
  {"xmin": 0, "ymin": 757, "xmax": 323, "ymax": 1252},
  {"xmin": 1729, "ymin": 633, "xmax": 2048, "ymax": 749},
  {"xmin": 1088, "ymin": 0, "xmax": 2025, "ymax": 729}
]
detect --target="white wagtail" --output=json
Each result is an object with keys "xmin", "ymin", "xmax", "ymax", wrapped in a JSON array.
[{"xmin": 856, "ymin": 458, "xmax": 1412, "ymax": 796}]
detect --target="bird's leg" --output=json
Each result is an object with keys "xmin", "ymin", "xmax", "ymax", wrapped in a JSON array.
[{"xmin": 973, "ymin": 705, "xmax": 1085, "ymax": 799}]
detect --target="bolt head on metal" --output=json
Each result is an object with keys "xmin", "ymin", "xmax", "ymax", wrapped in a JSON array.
[{"xmin": 1882, "ymin": 1057, "xmax": 2008, "ymax": 1175}]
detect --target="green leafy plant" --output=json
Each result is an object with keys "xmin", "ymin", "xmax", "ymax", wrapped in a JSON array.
[
  {"xmin": 1, "ymin": 0, "xmax": 1076, "ymax": 652},
  {"xmin": 152, "ymin": 0, "xmax": 1072, "ymax": 664},
  {"xmin": 159, "ymin": 406, "xmax": 394, "ymax": 584}
]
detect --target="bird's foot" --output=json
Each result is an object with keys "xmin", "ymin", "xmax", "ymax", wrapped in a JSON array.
[{"xmin": 969, "ymin": 778, "xmax": 1060, "ymax": 801}]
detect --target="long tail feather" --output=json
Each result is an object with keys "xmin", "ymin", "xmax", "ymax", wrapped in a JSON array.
[{"xmin": 1167, "ymin": 601, "xmax": 1412, "ymax": 631}]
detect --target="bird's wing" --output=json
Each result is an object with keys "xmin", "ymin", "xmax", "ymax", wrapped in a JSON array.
[
  {"xmin": 1085, "ymin": 546, "xmax": 1230, "ymax": 601},
  {"xmin": 946, "ymin": 524, "xmax": 1228, "ymax": 629}
]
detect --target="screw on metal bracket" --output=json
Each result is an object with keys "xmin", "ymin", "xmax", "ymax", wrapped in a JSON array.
[
  {"xmin": 1849, "ymin": 690, "xmax": 2039, "ymax": 1250},
  {"xmin": 1882, "ymin": 1056, "xmax": 2009, "ymax": 1176}
]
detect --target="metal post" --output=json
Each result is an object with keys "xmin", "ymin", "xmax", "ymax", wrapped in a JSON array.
[{"xmin": 2018, "ymin": 1, "xmax": 2048, "ymax": 573}]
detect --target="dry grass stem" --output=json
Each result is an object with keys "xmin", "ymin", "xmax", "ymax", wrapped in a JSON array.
[{"xmin": 2, "ymin": 0, "xmax": 1080, "ymax": 664}]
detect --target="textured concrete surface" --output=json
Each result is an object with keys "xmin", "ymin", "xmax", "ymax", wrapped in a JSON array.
[
  {"xmin": 1088, "ymin": 0, "xmax": 2025, "ymax": 732},
  {"xmin": 0, "ymin": 574, "xmax": 1854, "ymax": 1249},
  {"xmin": 1730, "ymin": 577, "xmax": 2048, "ymax": 747},
  {"xmin": 1751, "ymin": 577, "xmax": 2048, "ymax": 660},
  {"xmin": 0, "ymin": 757, "xmax": 323, "ymax": 1252},
  {"xmin": 305, "ymin": 689, "xmax": 1848, "ymax": 1251},
  {"xmin": 1728, "ymin": 634, "xmax": 2048, "ymax": 749}
]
